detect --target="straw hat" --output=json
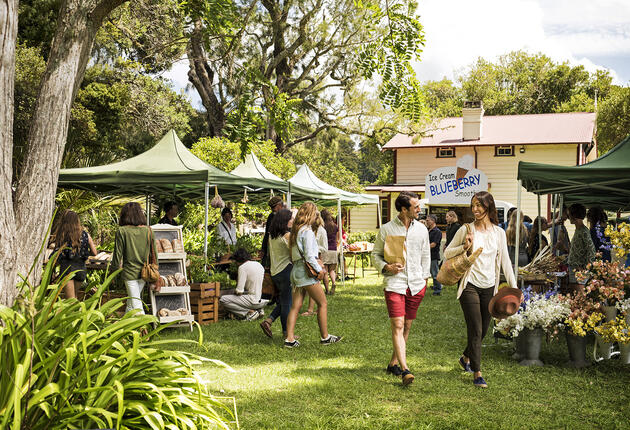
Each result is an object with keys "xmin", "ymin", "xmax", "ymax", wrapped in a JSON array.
[{"xmin": 488, "ymin": 287, "xmax": 523, "ymax": 319}]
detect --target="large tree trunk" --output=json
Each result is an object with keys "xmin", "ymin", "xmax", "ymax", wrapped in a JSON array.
[
  {"xmin": 0, "ymin": 0, "xmax": 19, "ymax": 306},
  {"xmin": 0, "ymin": 0, "xmax": 127, "ymax": 306},
  {"xmin": 187, "ymin": 19, "xmax": 226, "ymax": 137}
]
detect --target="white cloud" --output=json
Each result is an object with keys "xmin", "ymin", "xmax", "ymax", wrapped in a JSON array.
[{"xmin": 415, "ymin": 0, "xmax": 629, "ymax": 84}]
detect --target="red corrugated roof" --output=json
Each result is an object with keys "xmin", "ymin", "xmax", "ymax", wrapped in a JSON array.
[{"xmin": 383, "ymin": 112, "xmax": 596, "ymax": 149}]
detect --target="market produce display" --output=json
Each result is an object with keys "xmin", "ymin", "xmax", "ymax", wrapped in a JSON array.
[{"xmin": 519, "ymin": 246, "xmax": 564, "ymax": 280}]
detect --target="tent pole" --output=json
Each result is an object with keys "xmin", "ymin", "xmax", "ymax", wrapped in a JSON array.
[
  {"xmin": 338, "ymin": 199, "xmax": 344, "ymax": 286},
  {"xmin": 287, "ymin": 183, "xmax": 292, "ymax": 209},
  {"xmin": 537, "ymin": 194, "xmax": 542, "ymax": 257},
  {"xmin": 377, "ymin": 199, "xmax": 382, "ymax": 228},
  {"xmin": 514, "ymin": 180, "xmax": 522, "ymax": 281},
  {"xmin": 551, "ymin": 194, "xmax": 558, "ymax": 253},
  {"xmin": 204, "ymin": 182, "xmax": 209, "ymax": 268},
  {"xmin": 145, "ymin": 195, "xmax": 150, "ymax": 225}
]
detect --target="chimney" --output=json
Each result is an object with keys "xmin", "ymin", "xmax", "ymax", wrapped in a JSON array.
[{"xmin": 462, "ymin": 101, "xmax": 484, "ymax": 141}]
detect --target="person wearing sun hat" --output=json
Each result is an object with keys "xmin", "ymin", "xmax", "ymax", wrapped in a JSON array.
[{"xmin": 444, "ymin": 191, "xmax": 518, "ymax": 388}]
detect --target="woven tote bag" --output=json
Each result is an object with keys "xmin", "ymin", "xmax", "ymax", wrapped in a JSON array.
[{"xmin": 436, "ymin": 223, "xmax": 483, "ymax": 286}]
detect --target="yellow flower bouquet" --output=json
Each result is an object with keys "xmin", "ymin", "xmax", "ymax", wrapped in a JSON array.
[
  {"xmin": 605, "ymin": 222, "xmax": 630, "ymax": 260},
  {"xmin": 594, "ymin": 316, "xmax": 630, "ymax": 344}
]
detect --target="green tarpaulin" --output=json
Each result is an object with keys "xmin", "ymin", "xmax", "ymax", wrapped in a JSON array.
[
  {"xmin": 518, "ymin": 135, "xmax": 630, "ymax": 210},
  {"xmin": 58, "ymin": 130, "xmax": 277, "ymax": 198}
]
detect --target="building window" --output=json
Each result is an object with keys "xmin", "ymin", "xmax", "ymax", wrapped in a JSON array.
[
  {"xmin": 379, "ymin": 196, "xmax": 390, "ymax": 227},
  {"xmin": 495, "ymin": 145, "xmax": 514, "ymax": 157},
  {"xmin": 436, "ymin": 147, "xmax": 455, "ymax": 158}
]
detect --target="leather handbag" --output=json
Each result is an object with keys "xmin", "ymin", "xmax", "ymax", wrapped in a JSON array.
[
  {"xmin": 141, "ymin": 228, "xmax": 160, "ymax": 283},
  {"xmin": 436, "ymin": 223, "xmax": 483, "ymax": 286},
  {"xmin": 261, "ymin": 271, "xmax": 277, "ymax": 299},
  {"xmin": 296, "ymin": 240, "xmax": 324, "ymax": 279}
]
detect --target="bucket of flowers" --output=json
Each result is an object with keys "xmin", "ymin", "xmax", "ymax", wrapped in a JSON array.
[
  {"xmin": 605, "ymin": 222, "xmax": 630, "ymax": 263},
  {"xmin": 495, "ymin": 286, "xmax": 570, "ymax": 366},
  {"xmin": 559, "ymin": 289, "xmax": 603, "ymax": 368},
  {"xmin": 594, "ymin": 316, "xmax": 630, "ymax": 363}
]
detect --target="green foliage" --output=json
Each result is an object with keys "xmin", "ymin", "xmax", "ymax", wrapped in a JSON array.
[
  {"xmin": 235, "ymin": 233, "xmax": 263, "ymax": 257},
  {"xmin": 191, "ymin": 137, "xmax": 296, "ymax": 179},
  {"xmin": 187, "ymin": 254, "xmax": 213, "ymax": 283},
  {"xmin": 0, "ymin": 255, "xmax": 234, "ymax": 429},
  {"xmin": 347, "ymin": 230, "xmax": 377, "ymax": 244},
  {"xmin": 13, "ymin": 43, "xmax": 47, "ymax": 179},
  {"xmin": 597, "ymin": 86, "xmax": 630, "ymax": 155},
  {"xmin": 356, "ymin": 1, "xmax": 428, "ymax": 122},
  {"xmin": 421, "ymin": 78, "xmax": 464, "ymax": 118},
  {"xmin": 17, "ymin": 0, "xmax": 61, "ymax": 57},
  {"xmin": 206, "ymin": 271, "xmax": 237, "ymax": 289},
  {"xmin": 358, "ymin": 126, "xmax": 396, "ymax": 184},
  {"xmin": 457, "ymin": 51, "xmax": 611, "ymax": 115}
]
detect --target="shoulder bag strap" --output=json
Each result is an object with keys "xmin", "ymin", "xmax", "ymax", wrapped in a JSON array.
[
  {"xmin": 146, "ymin": 227, "xmax": 156, "ymax": 265},
  {"xmin": 221, "ymin": 221, "xmax": 234, "ymax": 243}
]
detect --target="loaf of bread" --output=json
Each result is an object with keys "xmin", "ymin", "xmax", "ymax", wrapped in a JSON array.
[
  {"xmin": 159, "ymin": 308, "xmax": 188, "ymax": 317},
  {"xmin": 160, "ymin": 238, "xmax": 173, "ymax": 253},
  {"xmin": 155, "ymin": 240, "xmax": 163, "ymax": 253},
  {"xmin": 172, "ymin": 239, "xmax": 184, "ymax": 253},
  {"xmin": 158, "ymin": 275, "xmax": 168, "ymax": 288},
  {"xmin": 174, "ymin": 272, "xmax": 186, "ymax": 286},
  {"xmin": 167, "ymin": 275, "xmax": 177, "ymax": 286}
]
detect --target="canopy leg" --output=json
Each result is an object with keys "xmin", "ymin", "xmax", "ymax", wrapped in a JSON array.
[
  {"xmin": 338, "ymin": 199, "xmax": 344, "ymax": 286},
  {"xmin": 146, "ymin": 195, "xmax": 151, "ymax": 226},
  {"xmin": 537, "ymin": 194, "xmax": 542, "ymax": 258},
  {"xmin": 204, "ymin": 182, "xmax": 209, "ymax": 269},
  {"xmin": 515, "ymin": 180, "xmax": 522, "ymax": 281}
]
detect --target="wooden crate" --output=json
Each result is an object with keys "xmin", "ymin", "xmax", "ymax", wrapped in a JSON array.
[
  {"xmin": 190, "ymin": 282, "xmax": 221, "ymax": 298},
  {"xmin": 190, "ymin": 294, "xmax": 220, "ymax": 324}
]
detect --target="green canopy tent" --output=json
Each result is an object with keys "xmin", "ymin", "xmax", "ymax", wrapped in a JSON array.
[
  {"xmin": 287, "ymin": 164, "xmax": 379, "ymax": 283},
  {"xmin": 511, "ymin": 134, "xmax": 630, "ymax": 278},
  {"xmin": 58, "ymin": 130, "xmax": 282, "ymax": 260},
  {"xmin": 518, "ymin": 134, "xmax": 630, "ymax": 210},
  {"xmin": 229, "ymin": 153, "xmax": 338, "ymax": 204}
]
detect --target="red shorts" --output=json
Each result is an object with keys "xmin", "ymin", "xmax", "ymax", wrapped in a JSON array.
[{"xmin": 384, "ymin": 287, "xmax": 426, "ymax": 319}]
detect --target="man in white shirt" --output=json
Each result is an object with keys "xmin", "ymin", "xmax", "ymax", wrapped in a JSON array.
[
  {"xmin": 372, "ymin": 191, "xmax": 430, "ymax": 386},
  {"xmin": 216, "ymin": 207, "xmax": 237, "ymax": 246},
  {"xmin": 219, "ymin": 248, "xmax": 268, "ymax": 320}
]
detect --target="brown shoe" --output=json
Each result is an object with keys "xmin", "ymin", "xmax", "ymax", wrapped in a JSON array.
[
  {"xmin": 402, "ymin": 369, "xmax": 414, "ymax": 386},
  {"xmin": 260, "ymin": 320, "xmax": 273, "ymax": 338}
]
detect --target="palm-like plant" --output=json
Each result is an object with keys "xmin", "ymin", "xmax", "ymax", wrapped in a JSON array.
[{"xmin": 0, "ymin": 254, "xmax": 235, "ymax": 429}]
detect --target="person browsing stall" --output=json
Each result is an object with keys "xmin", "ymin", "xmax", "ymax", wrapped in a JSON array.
[
  {"xmin": 158, "ymin": 201, "xmax": 179, "ymax": 225},
  {"xmin": 261, "ymin": 196, "xmax": 285, "ymax": 268},
  {"xmin": 444, "ymin": 210, "xmax": 461, "ymax": 250},
  {"xmin": 426, "ymin": 214, "xmax": 443, "ymax": 296},
  {"xmin": 216, "ymin": 207, "xmax": 237, "ymax": 246},
  {"xmin": 219, "ymin": 248, "xmax": 268, "ymax": 321},
  {"xmin": 372, "ymin": 191, "xmax": 430, "ymax": 386},
  {"xmin": 444, "ymin": 191, "xmax": 518, "ymax": 389}
]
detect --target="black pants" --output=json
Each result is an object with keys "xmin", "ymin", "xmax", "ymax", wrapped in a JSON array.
[{"xmin": 459, "ymin": 283, "xmax": 494, "ymax": 372}]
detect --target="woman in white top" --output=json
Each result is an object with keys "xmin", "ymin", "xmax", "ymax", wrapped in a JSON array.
[
  {"xmin": 284, "ymin": 202, "xmax": 342, "ymax": 348},
  {"xmin": 444, "ymin": 191, "xmax": 517, "ymax": 388},
  {"xmin": 259, "ymin": 209, "xmax": 294, "ymax": 338}
]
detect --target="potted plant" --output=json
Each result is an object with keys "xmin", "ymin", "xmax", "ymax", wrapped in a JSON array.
[
  {"xmin": 576, "ymin": 260, "xmax": 629, "ymax": 321},
  {"xmin": 494, "ymin": 287, "xmax": 570, "ymax": 366},
  {"xmin": 594, "ymin": 316, "xmax": 630, "ymax": 363}
]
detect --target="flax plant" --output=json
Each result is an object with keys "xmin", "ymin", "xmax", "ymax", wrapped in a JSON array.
[{"xmin": 0, "ymin": 254, "xmax": 235, "ymax": 429}]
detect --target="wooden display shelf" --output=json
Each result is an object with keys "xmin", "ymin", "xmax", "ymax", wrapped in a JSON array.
[
  {"xmin": 157, "ymin": 252, "xmax": 187, "ymax": 260},
  {"xmin": 158, "ymin": 285, "xmax": 190, "ymax": 294},
  {"xmin": 190, "ymin": 294, "xmax": 220, "ymax": 325},
  {"xmin": 158, "ymin": 314, "xmax": 195, "ymax": 324}
]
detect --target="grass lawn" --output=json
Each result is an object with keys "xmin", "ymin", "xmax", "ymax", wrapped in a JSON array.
[{"xmin": 160, "ymin": 273, "xmax": 630, "ymax": 429}]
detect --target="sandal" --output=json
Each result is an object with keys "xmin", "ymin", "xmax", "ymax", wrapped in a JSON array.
[
  {"xmin": 260, "ymin": 320, "xmax": 273, "ymax": 338},
  {"xmin": 300, "ymin": 310, "xmax": 316, "ymax": 317}
]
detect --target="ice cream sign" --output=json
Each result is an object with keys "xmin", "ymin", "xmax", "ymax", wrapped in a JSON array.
[{"xmin": 425, "ymin": 155, "xmax": 488, "ymax": 204}]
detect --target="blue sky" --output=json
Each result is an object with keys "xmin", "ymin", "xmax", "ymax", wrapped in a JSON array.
[{"xmin": 165, "ymin": 0, "xmax": 630, "ymax": 108}]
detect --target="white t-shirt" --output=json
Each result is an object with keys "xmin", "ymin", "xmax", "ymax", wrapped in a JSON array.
[
  {"xmin": 236, "ymin": 260, "xmax": 265, "ymax": 301},
  {"xmin": 468, "ymin": 226, "xmax": 498, "ymax": 289}
]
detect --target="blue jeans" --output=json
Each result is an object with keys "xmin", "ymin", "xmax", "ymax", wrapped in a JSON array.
[
  {"xmin": 430, "ymin": 260, "xmax": 442, "ymax": 293},
  {"xmin": 269, "ymin": 264, "xmax": 293, "ymax": 333}
]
